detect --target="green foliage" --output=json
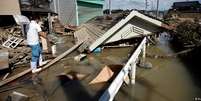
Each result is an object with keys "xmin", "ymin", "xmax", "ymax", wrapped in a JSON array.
[{"xmin": 175, "ymin": 20, "xmax": 201, "ymax": 45}]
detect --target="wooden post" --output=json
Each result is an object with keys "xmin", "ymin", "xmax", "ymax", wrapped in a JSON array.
[
  {"xmin": 21, "ymin": 24, "xmax": 25, "ymax": 38},
  {"xmin": 48, "ymin": 13, "xmax": 52, "ymax": 34}
]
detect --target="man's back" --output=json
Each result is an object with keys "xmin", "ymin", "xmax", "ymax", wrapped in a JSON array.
[{"xmin": 27, "ymin": 20, "xmax": 41, "ymax": 45}]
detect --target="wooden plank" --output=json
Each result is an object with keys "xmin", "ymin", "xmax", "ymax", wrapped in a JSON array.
[
  {"xmin": 0, "ymin": 69, "xmax": 31, "ymax": 87},
  {"xmin": 0, "ymin": 41, "xmax": 84, "ymax": 87},
  {"xmin": 42, "ymin": 41, "xmax": 84, "ymax": 70}
]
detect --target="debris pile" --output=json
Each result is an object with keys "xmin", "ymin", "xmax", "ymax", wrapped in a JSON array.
[
  {"xmin": 0, "ymin": 9, "xmax": 167, "ymax": 101},
  {"xmin": 52, "ymin": 17, "xmax": 77, "ymax": 35},
  {"xmin": 74, "ymin": 11, "xmax": 130, "ymax": 52},
  {"xmin": 0, "ymin": 26, "xmax": 22, "ymax": 45},
  {"xmin": 0, "ymin": 25, "xmax": 31, "ymax": 67}
]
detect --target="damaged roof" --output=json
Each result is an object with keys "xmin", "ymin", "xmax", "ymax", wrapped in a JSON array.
[
  {"xmin": 74, "ymin": 10, "xmax": 168, "ymax": 52},
  {"xmin": 89, "ymin": 10, "xmax": 166, "ymax": 51}
]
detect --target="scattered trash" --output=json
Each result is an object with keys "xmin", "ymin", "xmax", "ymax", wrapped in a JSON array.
[
  {"xmin": 58, "ymin": 71, "xmax": 88, "ymax": 81},
  {"xmin": 74, "ymin": 54, "xmax": 87, "ymax": 62},
  {"xmin": 2, "ymin": 36, "xmax": 23, "ymax": 48},
  {"xmin": 93, "ymin": 47, "xmax": 102, "ymax": 53},
  {"xmin": 7, "ymin": 91, "xmax": 29, "ymax": 101},
  {"xmin": 89, "ymin": 66, "xmax": 114, "ymax": 84},
  {"xmin": 138, "ymin": 61, "xmax": 152, "ymax": 69},
  {"xmin": 89, "ymin": 65, "xmax": 122, "ymax": 84},
  {"xmin": 51, "ymin": 45, "xmax": 57, "ymax": 57},
  {"xmin": 2, "ymin": 73, "xmax": 10, "ymax": 80}
]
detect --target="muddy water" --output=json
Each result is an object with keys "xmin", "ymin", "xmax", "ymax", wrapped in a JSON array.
[
  {"xmin": 114, "ymin": 34, "xmax": 201, "ymax": 101},
  {"xmin": 1, "ymin": 33, "xmax": 201, "ymax": 101},
  {"xmin": 47, "ymin": 25, "xmax": 201, "ymax": 101}
]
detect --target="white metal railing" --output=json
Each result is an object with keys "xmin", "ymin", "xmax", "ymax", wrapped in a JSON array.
[{"xmin": 99, "ymin": 37, "xmax": 146, "ymax": 101}]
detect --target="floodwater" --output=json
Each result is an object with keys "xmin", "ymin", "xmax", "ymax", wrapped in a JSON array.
[
  {"xmin": 114, "ymin": 33, "xmax": 201, "ymax": 101},
  {"xmin": 0, "ymin": 33, "xmax": 201, "ymax": 101}
]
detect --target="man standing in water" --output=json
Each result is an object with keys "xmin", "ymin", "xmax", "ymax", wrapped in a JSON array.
[{"xmin": 27, "ymin": 16, "xmax": 47, "ymax": 73}]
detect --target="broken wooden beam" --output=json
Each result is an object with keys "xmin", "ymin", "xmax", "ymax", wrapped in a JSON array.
[
  {"xmin": 0, "ymin": 69, "xmax": 31, "ymax": 87},
  {"xmin": 42, "ymin": 41, "xmax": 84, "ymax": 70},
  {"xmin": 0, "ymin": 41, "xmax": 84, "ymax": 87}
]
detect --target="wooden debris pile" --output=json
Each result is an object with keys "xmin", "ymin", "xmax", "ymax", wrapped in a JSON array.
[
  {"xmin": 0, "ymin": 25, "xmax": 31, "ymax": 69},
  {"xmin": 53, "ymin": 17, "xmax": 65, "ymax": 33},
  {"xmin": 52, "ymin": 17, "xmax": 76, "ymax": 35},
  {"xmin": 74, "ymin": 23, "xmax": 105, "ymax": 52},
  {"xmin": 0, "ymin": 26, "xmax": 22, "ymax": 45}
]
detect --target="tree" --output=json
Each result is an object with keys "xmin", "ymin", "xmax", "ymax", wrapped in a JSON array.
[{"xmin": 175, "ymin": 20, "xmax": 201, "ymax": 46}]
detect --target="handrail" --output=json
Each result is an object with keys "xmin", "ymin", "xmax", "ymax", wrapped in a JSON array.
[{"xmin": 99, "ymin": 37, "xmax": 146, "ymax": 101}]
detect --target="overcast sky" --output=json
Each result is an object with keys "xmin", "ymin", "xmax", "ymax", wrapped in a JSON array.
[
  {"xmin": 104, "ymin": 0, "xmax": 201, "ymax": 10},
  {"xmin": 150, "ymin": 0, "xmax": 201, "ymax": 10}
]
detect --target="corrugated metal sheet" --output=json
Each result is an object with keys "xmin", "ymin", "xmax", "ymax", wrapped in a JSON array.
[{"xmin": 0, "ymin": 0, "xmax": 21, "ymax": 15}]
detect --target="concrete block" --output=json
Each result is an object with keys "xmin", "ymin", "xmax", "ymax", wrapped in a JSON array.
[{"xmin": 0, "ymin": 50, "xmax": 9, "ymax": 70}]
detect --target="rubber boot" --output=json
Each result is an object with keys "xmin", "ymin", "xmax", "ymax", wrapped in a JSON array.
[
  {"xmin": 31, "ymin": 61, "xmax": 41, "ymax": 73},
  {"xmin": 39, "ymin": 54, "xmax": 47, "ymax": 66},
  {"xmin": 31, "ymin": 62, "xmax": 37, "ymax": 70}
]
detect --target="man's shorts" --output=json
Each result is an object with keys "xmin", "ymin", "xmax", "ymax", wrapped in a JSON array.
[{"xmin": 29, "ymin": 43, "xmax": 42, "ymax": 62}]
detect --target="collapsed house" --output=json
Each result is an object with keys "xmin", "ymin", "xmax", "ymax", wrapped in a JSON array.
[{"xmin": 74, "ymin": 10, "xmax": 167, "ymax": 52}]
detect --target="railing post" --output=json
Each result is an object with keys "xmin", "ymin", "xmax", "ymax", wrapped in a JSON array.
[
  {"xmin": 99, "ymin": 37, "xmax": 147, "ymax": 101},
  {"xmin": 142, "ymin": 38, "xmax": 146, "ymax": 63},
  {"xmin": 130, "ymin": 62, "xmax": 136, "ymax": 85}
]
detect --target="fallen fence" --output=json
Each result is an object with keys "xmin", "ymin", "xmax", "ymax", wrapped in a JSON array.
[{"xmin": 99, "ymin": 37, "xmax": 146, "ymax": 101}]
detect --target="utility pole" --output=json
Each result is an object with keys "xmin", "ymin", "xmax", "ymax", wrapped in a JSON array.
[
  {"xmin": 156, "ymin": 0, "xmax": 159, "ymax": 18},
  {"xmin": 109, "ymin": 0, "xmax": 111, "ymax": 14},
  {"xmin": 145, "ymin": 0, "xmax": 148, "ymax": 11}
]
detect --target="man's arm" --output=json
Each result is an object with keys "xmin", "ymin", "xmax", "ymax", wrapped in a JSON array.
[
  {"xmin": 36, "ymin": 23, "xmax": 47, "ymax": 39},
  {"xmin": 39, "ymin": 31, "xmax": 47, "ymax": 39}
]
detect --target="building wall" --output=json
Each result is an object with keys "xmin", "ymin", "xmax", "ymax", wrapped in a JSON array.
[
  {"xmin": 0, "ymin": 0, "xmax": 21, "ymax": 15},
  {"xmin": 50, "ymin": 0, "xmax": 77, "ymax": 25}
]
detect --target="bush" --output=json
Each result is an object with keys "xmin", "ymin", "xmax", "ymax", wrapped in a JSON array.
[{"xmin": 175, "ymin": 20, "xmax": 201, "ymax": 45}]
